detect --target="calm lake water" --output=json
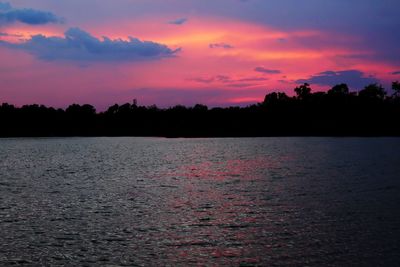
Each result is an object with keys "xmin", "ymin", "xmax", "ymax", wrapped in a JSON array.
[{"xmin": 0, "ymin": 137, "xmax": 400, "ymax": 266}]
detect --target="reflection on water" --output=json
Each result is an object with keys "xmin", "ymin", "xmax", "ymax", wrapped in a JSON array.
[{"xmin": 0, "ymin": 137, "xmax": 400, "ymax": 266}]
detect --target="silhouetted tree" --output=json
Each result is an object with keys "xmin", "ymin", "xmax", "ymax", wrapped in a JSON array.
[
  {"xmin": 328, "ymin": 83, "xmax": 349, "ymax": 96},
  {"xmin": 359, "ymin": 84, "xmax": 386, "ymax": 100},
  {"xmin": 106, "ymin": 104, "xmax": 119, "ymax": 115},
  {"xmin": 311, "ymin": 92, "xmax": 327, "ymax": 102},
  {"xmin": 66, "ymin": 104, "xmax": 96, "ymax": 116},
  {"xmin": 294, "ymin": 83, "xmax": 312, "ymax": 100},
  {"xmin": 263, "ymin": 92, "xmax": 290, "ymax": 106},
  {"xmin": 392, "ymin": 81, "xmax": 400, "ymax": 97},
  {"xmin": 0, "ymin": 103, "xmax": 15, "ymax": 112},
  {"xmin": 263, "ymin": 92, "xmax": 279, "ymax": 105},
  {"xmin": 1, "ymin": 81, "xmax": 400, "ymax": 137},
  {"xmin": 193, "ymin": 104, "xmax": 208, "ymax": 111},
  {"xmin": 277, "ymin": 92, "xmax": 290, "ymax": 101}
]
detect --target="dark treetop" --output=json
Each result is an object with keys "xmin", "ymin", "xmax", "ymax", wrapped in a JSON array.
[{"xmin": 1, "ymin": 82, "xmax": 400, "ymax": 137}]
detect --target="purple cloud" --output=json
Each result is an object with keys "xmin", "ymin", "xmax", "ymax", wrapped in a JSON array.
[
  {"xmin": 0, "ymin": 2, "xmax": 11, "ymax": 10},
  {"xmin": 169, "ymin": 18, "xmax": 188, "ymax": 25},
  {"xmin": 209, "ymin": 43, "xmax": 234, "ymax": 49},
  {"xmin": 0, "ymin": 27, "xmax": 179, "ymax": 62},
  {"xmin": 190, "ymin": 75, "xmax": 266, "ymax": 86},
  {"xmin": 0, "ymin": 2, "xmax": 63, "ymax": 25},
  {"xmin": 237, "ymin": 77, "xmax": 268, "ymax": 82},
  {"xmin": 0, "ymin": 32, "xmax": 22, "ymax": 37},
  {"xmin": 254, "ymin": 67, "xmax": 281, "ymax": 74},
  {"xmin": 296, "ymin": 70, "xmax": 379, "ymax": 89},
  {"xmin": 190, "ymin": 75, "xmax": 231, "ymax": 83}
]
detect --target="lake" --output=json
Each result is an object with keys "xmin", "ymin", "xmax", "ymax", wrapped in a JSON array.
[{"xmin": 1, "ymin": 137, "xmax": 400, "ymax": 266}]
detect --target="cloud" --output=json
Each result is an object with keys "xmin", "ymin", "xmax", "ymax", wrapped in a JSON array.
[
  {"xmin": 215, "ymin": 75, "xmax": 231, "ymax": 82},
  {"xmin": 0, "ymin": 27, "xmax": 180, "ymax": 62},
  {"xmin": 0, "ymin": 31, "xmax": 22, "ymax": 37},
  {"xmin": 209, "ymin": 43, "xmax": 234, "ymax": 49},
  {"xmin": 191, "ymin": 77, "xmax": 215, "ymax": 84},
  {"xmin": 296, "ymin": 70, "xmax": 379, "ymax": 89},
  {"xmin": 229, "ymin": 83, "xmax": 255, "ymax": 88},
  {"xmin": 237, "ymin": 77, "xmax": 267, "ymax": 82},
  {"xmin": 0, "ymin": 2, "xmax": 63, "ymax": 25},
  {"xmin": 0, "ymin": 2, "xmax": 11, "ymax": 11},
  {"xmin": 392, "ymin": 71, "xmax": 400, "ymax": 75},
  {"xmin": 254, "ymin": 67, "xmax": 281, "ymax": 74},
  {"xmin": 190, "ymin": 75, "xmax": 230, "ymax": 84},
  {"xmin": 190, "ymin": 75, "xmax": 267, "ymax": 86},
  {"xmin": 169, "ymin": 18, "xmax": 188, "ymax": 25},
  {"xmin": 278, "ymin": 79, "xmax": 290, "ymax": 84}
]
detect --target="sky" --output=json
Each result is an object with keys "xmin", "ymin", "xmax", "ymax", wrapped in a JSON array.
[{"xmin": 0, "ymin": 0, "xmax": 399, "ymax": 109}]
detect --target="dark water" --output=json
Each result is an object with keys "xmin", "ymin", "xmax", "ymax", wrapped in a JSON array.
[{"xmin": 0, "ymin": 137, "xmax": 400, "ymax": 266}]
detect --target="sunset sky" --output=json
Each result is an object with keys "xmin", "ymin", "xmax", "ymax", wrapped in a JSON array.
[{"xmin": 1, "ymin": 0, "xmax": 399, "ymax": 109}]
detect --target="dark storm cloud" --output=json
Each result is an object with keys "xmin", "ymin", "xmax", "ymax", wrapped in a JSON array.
[
  {"xmin": 254, "ymin": 67, "xmax": 281, "ymax": 74},
  {"xmin": 168, "ymin": 18, "xmax": 187, "ymax": 25},
  {"xmin": 392, "ymin": 71, "xmax": 400, "ymax": 75},
  {"xmin": 209, "ymin": 43, "xmax": 234, "ymax": 49},
  {"xmin": 0, "ymin": 2, "xmax": 62, "ymax": 25},
  {"xmin": 296, "ymin": 70, "xmax": 379, "ymax": 89},
  {"xmin": 0, "ymin": 27, "xmax": 179, "ymax": 62}
]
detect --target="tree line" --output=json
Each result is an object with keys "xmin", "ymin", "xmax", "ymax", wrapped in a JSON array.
[{"xmin": 1, "ymin": 82, "xmax": 400, "ymax": 137}]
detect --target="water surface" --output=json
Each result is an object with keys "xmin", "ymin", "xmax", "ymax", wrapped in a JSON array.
[{"xmin": 1, "ymin": 137, "xmax": 400, "ymax": 266}]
